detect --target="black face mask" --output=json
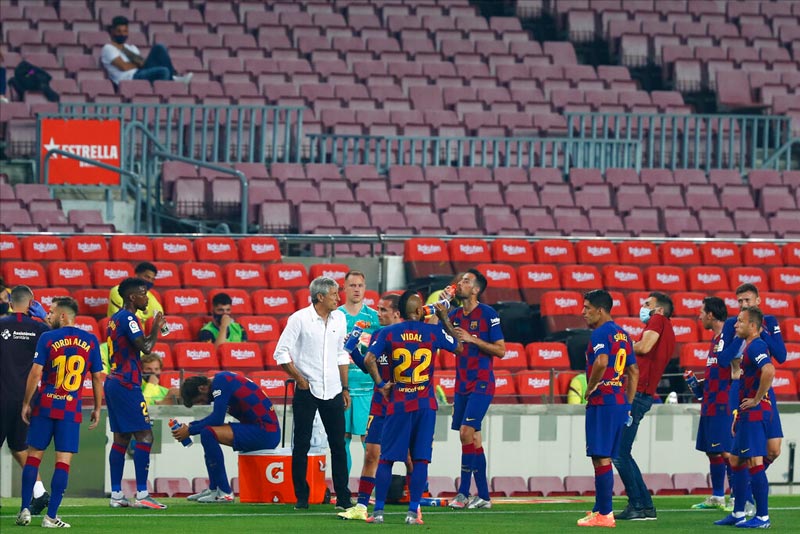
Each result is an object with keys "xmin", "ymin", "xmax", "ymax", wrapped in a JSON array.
[
  {"xmin": 143, "ymin": 281, "xmax": 154, "ymax": 291},
  {"xmin": 0, "ymin": 302, "xmax": 9, "ymax": 315},
  {"xmin": 142, "ymin": 372, "xmax": 159, "ymax": 382},
  {"xmin": 112, "ymin": 35, "xmax": 128, "ymax": 44},
  {"xmin": 213, "ymin": 313, "xmax": 223, "ymax": 324}
]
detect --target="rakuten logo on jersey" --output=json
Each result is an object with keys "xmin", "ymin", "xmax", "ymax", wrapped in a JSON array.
[
  {"xmin": 278, "ymin": 269, "xmax": 303, "ymax": 281},
  {"xmin": 696, "ymin": 272, "xmax": 721, "ymax": 284},
  {"xmin": 262, "ymin": 296, "xmax": 289, "ymax": 307},
  {"xmin": 459, "ymin": 244, "xmax": 486, "ymax": 255},
  {"xmin": 554, "ymin": 297, "xmax": 578, "ymax": 309},
  {"xmin": 13, "ymin": 268, "xmax": 38, "ymax": 279},
  {"xmin": 538, "ymin": 349, "xmax": 563, "ymax": 360},
  {"xmin": 751, "ymin": 248, "xmax": 776, "ymax": 259},
  {"xmin": 249, "ymin": 323, "xmax": 274, "ymax": 334},
  {"xmin": 780, "ymin": 273, "xmax": 800, "ymax": 286},
  {"xmin": 33, "ymin": 242, "xmax": 58, "ymax": 253},
  {"xmin": 76, "ymin": 242, "xmax": 102, "ymax": 253},
  {"xmin": 122, "ymin": 242, "xmax": 146, "ymax": 253},
  {"xmin": 486, "ymin": 269, "xmax": 512, "ymax": 281},
  {"xmin": 502, "ymin": 244, "xmax": 526, "ymax": 256},
  {"xmin": 586, "ymin": 246, "xmax": 611, "ymax": 257},
  {"xmin": 104, "ymin": 269, "xmax": 128, "ymax": 280},
  {"xmin": 235, "ymin": 269, "xmax": 260, "ymax": 280},
  {"xmin": 175, "ymin": 296, "xmax": 199, "ymax": 306},
  {"xmin": 527, "ymin": 377, "xmax": 550, "ymax": 388},
  {"xmin": 163, "ymin": 242, "xmax": 188, "ymax": 254},
  {"xmin": 206, "ymin": 243, "xmax": 232, "ymax": 254},
  {"xmin": 231, "ymin": 349, "xmax": 257, "ymax": 360},
  {"xmin": 192, "ymin": 269, "xmax": 216, "ymax": 280},
  {"xmin": 657, "ymin": 273, "xmax": 680, "ymax": 284},
  {"xmin": 416, "ymin": 244, "xmax": 442, "ymax": 255},
  {"xmin": 614, "ymin": 271, "xmax": 639, "ymax": 282},
  {"xmin": 59, "ymin": 268, "xmax": 84, "ymax": 279},
  {"xmin": 185, "ymin": 349, "xmax": 212, "ymax": 360},
  {"xmin": 526, "ymin": 271, "xmax": 553, "ymax": 283},
  {"xmin": 709, "ymin": 247, "xmax": 734, "ymax": 258},
  {"xmin": 543, "ymin": 246, "xmax": 567, "ymax": 257}
]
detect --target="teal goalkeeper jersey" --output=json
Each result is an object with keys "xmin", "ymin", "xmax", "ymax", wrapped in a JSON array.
[{"xmin": 339, "ymin": 303, "xmax": 380, "ymax": 395}]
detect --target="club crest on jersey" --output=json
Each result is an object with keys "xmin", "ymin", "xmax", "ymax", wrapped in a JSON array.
[{"xmin": 470, "ymin": 320, "xmax": 479, "ymax": 330}]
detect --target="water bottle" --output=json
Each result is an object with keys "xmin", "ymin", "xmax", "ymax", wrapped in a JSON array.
[
  {"xmin": 160, "ymin": 322, "xmax": 170, "ymax": 336},
  {"xmin": 169, "ymin": 418, "xmax": 193, "ymax": 447},
  {"xmin": 344, "ymin": 325, "xmax": 363, "ymax": 352},
  {"xmin": 420, "ymin": 497, "xmax": 448, "ymax": 507},
  {"xmin": 683, "ymin": 370, "xmax": 703, "ymax": 401}
]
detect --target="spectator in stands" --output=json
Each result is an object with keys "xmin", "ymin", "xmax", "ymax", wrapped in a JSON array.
[
  {"xmin": 107, "ymin": 262, "xmax": 162, "ymax": 324},
  {"xmin": 613, "ymin": 292, "xmax": 676, "ymax": 521},
  {"xmin": 198, "ymin": 293, "xmax": 247, "ymax": 347},
  {"xmin": 140, "ymin": 354, "xmax": 180, "ymax": 406},
  {"xmin": 566, "ymin": 374, "xmax": 588, "ymax": 405},
  {"xmin": 101, "ymin": 16, "xmax": 192, "ymax": 86}
]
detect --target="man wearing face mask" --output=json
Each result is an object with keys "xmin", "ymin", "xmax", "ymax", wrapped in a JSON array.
[
  {"xmin": 140, "ymin": 354, "xmax": 180, "ymax": 405},
  {"xmin": 198, "ymin": 293, "xmax": 247, "ymax": 347},
  {"xmin": 107, "ymin": 262, "xmax": 163, "ymax": 324},
  {"xmin": 613, "ymin": 291, "xmax": 675, "ymax": 521},
  {"xmin": 100, "ymin": 16, "xmax": 192, "ymax": 85}
]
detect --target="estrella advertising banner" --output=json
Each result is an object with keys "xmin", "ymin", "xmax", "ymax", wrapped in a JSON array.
[{"xmin": 40, "ymin": 118, "xmax": 121, "ymax": 185}]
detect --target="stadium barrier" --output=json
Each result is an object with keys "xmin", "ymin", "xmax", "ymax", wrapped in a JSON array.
[{"xmin": 566, "ymin": 112, "xmax": 792, "ymax": 173}]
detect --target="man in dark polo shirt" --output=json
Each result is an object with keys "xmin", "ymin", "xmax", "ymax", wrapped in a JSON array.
[
  {"xmin": 0, "ymin": 285, "xmax": 52, "ymax": 515},
  {"xmin": 613, "ymin": 291, "xmax": 675, "ymax": 521}
]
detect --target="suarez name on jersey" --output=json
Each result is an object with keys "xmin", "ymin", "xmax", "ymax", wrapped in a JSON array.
[
  {"xmin": 107, "ymin": 309, "xmax": 145, "ymax": 388},
  {"xmin": 739, "ymin": 338, "xmax": 773, "ymax": 422},
  {"xmin": 702, "ymin": 332, "xmax": 733, "ymax": 417},
  {"xmin": 449, "ymin": 303, "xmax": 503, "ymax": 396},
  {"xmin": 33, "ymin": 326, "xmax": 103, "ymax": 423},
  {"xmin": 368, "ymin": 321, "xmax": 458, "ymax": 415},
  {"xmin": 585, "ymin": 321, "xmax": 636, "ymax": 406}
]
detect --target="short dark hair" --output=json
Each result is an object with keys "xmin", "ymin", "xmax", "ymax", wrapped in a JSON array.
[
  {"xmin": 52, "ymin": 296, "xmax": 79, "ymax": 317},
  {"xmin": 735, "ymin": 283, "xmax": 759, "ymax": 297},
  {"xmin": 397, "ymin": 290, "xmax": 417, "ymax": 320},
  {"xmin": 180, "ymin": 375, "xmax": 210, "ymax": 408},
  {"xmin": 110, "ymin": 16, "xmax": 129, "ymax": 29},
  {"xmin": 584, "ymin": 289, "xmax": 613, "ymax": 313},
  {"xmin": 648, "ymin": 291, "xmax": 674, "ymax": 318},
  {"xmin": 212, "ymin": 292, "xmax": 232, "ymax": 307},
  {"xmin": 135, "ymin": 262, "xmax": 157, "ymax": 275},
  {"xmin": 118, "ymin": 277, "xmax": 146, "ymax": 302},
  {"xmin": 702, "ymin": 297, "xmax": 727, "ymax": 322},
  {"xmin": 10, "ymin": 285, "xmax": 34, "ymax": 305},
  {"xmin": 466, "ymin": 268, "xmax": 487, "ymax": 297},
  {"xmin": 380, "ymin": 293, "xmax": 400, "ymax": 311},
  {"xmin": 741, "ymin": 306, "xmax": 764, "ymax": 328}
]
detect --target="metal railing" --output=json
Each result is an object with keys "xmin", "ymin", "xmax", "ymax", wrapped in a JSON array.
[
  {"xmin": 307, "ymin": 133, "xmax": 642, "ymax": 174},
  {"xmin": 57, "ymin": 103, "xmax": 304, "ymax": 164},
  {"xmin": 565, "ymin": 112, "xmax": 793, "ymax": 173}
]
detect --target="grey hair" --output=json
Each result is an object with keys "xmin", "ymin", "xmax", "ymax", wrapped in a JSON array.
[{"xmin": 309, "ymin": 276, "xmax": 338, "ymax": 304}]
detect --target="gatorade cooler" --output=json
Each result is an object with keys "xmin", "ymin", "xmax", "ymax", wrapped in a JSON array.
[{"xmin": 238, "ymin": 447, "xmax": 327, "ymax": 504}]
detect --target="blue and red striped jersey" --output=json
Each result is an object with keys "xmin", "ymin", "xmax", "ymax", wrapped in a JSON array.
[
  {"xmin": 368, "ymin": 321, "xmax": 458, "ymax": 415},
  {"xmin": 585, "ymin": 321, "xmax": 636, "ymax": 406},
  {"xmin": 449, "ymin": 303, "xmax": 504, "ymax": 396},
  {"xmin": 702, "ymin": 332, "xmax": 733, "ymax": 417},
  {"xmin": 32, "ymin": 326, "xmax": 103, "ymax": 423},
  {"xmin": 739, "ymin": 338, "xmax": 773, "ymax": 422},
  {"xmin": 106, "ymin": 309, "xmax": 145, "ymax": 388},
  {"xmin": 189, "ymin": 372, "xmax": 279, "ymax": 434}
]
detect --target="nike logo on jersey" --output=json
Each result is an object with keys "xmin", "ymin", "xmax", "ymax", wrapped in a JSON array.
[{"xmin": 740, "ymin": 448, "xmax": 750, "ymax": 454}]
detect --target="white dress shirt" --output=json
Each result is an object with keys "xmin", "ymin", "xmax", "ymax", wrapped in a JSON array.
[{"xmin": 273, "ymin": 305, "xmax": 349, "ymax": 400}]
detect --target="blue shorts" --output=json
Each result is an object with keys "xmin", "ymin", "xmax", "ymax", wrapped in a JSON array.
[
  {"xmin": 380, "ymin": 409, "xmax": 435, "ymax": 462},
  {"xmin": 27, "ymin": 415, "xmax": 80, "ymax": 453},
  {"xmin": 344, "ymin": 393, "xmax": 371, "ymax": 436},
  {"xmin": 365, "ymin": 414, "xmax": 385, "ymax": 445},
  {"xmin": 733, "ymin": 418, "xmax": 768, "ymax": 458},
  {"xmin": 104, "ymin": 378, "xmax": 151, "ymax": 433},
  {"xmin": 585, "ymin": 404, "xmax": 628, "ymax": 459},
  {"xmin": 451, "ymin": 393, "xmax": 492, "ymax": 432},
  {"xmin": 696, "ymin": 414, "xmax": 734, "ymax": 454},
  {"xmin": 230, "ymin": 423, "xmax": 280, "ymax": 452},
  {"xmin": 766, "ymin": 402, "xmax": 783, "ymax": 440}
]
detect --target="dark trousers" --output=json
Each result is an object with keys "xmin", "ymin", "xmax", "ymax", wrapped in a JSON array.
[
  {"xmin": 612, "ymin": 392, "xmax": 655, "ymax": 509},
  {"xmin": 132, "ymin": 44, "xmax": 176, "ymax": 82},
  {"xmin": 291, "ymin": 388, "xmax": 351, "ymax": 505}
]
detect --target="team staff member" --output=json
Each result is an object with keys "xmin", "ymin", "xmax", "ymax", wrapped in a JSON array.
[
  {"xmin": 1, "ymin": 286, "xmax": 51, "ymax": 516},
  {"xmin": 579, "ymin": 290, "xmax": 638, "ymax": 528},
  {"xmin": 448, "ymin": 269, "xmax": 505, "ymax": 510},
  {"xmin": 614, "ymin": 292, "xmax": 675, "ymax": 521},
  {"xmin": 16, "ymin": 297, "xmax": 103, "ymax": 528},
  {"xmin": 198, "ymin": 292, "xmax": 247, "ymax": 346},
  {"xmin": 107, "ymin": 262, "xmax": 163, "ymax": 323},
  {"xmin": 274, "ymin": 276, "xmax": 352, "ymax": 510},
  {"xmin": 338, "ymin": 270, "xmax": 380, "ymax": 476}
]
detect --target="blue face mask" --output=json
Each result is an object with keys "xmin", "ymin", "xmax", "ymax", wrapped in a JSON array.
[
  {"xmin": 143, "ymin": 281, "xmax": 154, "ymax": 291},
  {"xmin": 0, "ymin": 302, "xmax": 8, "ymax": 315},
  {"xmin": 112, "ymin": 34, "xmax": 127, "ymax": 44},
  {"xmin": 639, "ymin": 306, "xmax": 652, "ymax": 324}
]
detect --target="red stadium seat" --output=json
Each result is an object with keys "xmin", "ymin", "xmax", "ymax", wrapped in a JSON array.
[
  {"xmin": 609, "ymin": 291, "xmax": 629, "ymax": 315},
  {"xmin": 174, "ymin": 342, "xmax": 219, "ymax": 370},
  {"xmin": 404, "ymin": 238, "xmax": 452, "ymax": 279},
  {"xmin": 495, "ymin": 342, "xmax": 527, "ymax": 370},
  {"xmin": 22, "ymin": 235, "xmax": 65, "ymax": 261},
  {"xmin": 362, "ymin": 290, "xmax": 380, "ymax": 309},
  {"xmin": 673, "ymin": 473, "xmax": 710, "ymax": 495},
  {"xmin": 110, "ymin": 235, "xmax": 153, "ymax": 261},
  {"xmin": 161, "ymin": 316, "xmax": 191, "ymax": 342},
  {"xmin": 700, "ymin": 242, "xmax": 740, "ymax": 266},
  {"xmin": 491, "ymin": 476, "xmax": 528, "ymax": 497},
  {"xmin": 159, "ymin": 371, "xmax": 184, "ymax": 390},
  {"xmin": 475, "ymin": 263, "xmax": 520, "ymax": 304},
  {"xmin": 627, "ymin": 291, "xmax": 650, "ymax": 315},
  {"xmin": 528, "ymin": 476, "xmax": 566, "ymax": 497},
  {"xmin": 782, "ymin": 343, "xmax": 800, "ymax": 369},
  {"xmin": 436, "ymin": 350, "xmax": 456, "ymax": 370},
  {"xmin": 659, "ymin": 242, "xmax": 701, "ymax": 265},
  {"xmin": 73, "ymin": 289, "xmax": 109, "ymax": 316},
  {"xmin": 526, "ymin": 342, "xmax": 570, "ymax": 370},
  {"xmin": 238, "ymin": 315, "xmax": 281, "ymax": 341},
  {"xmin": 688, "ymin": 266, "xmax": 729, "ymax": 292},
  {"xmin": 533, "ymin": 239, "xmax": 576, "ymax": 264},
  {"xmin": 493, "ymin": 370, "xmax": 517, "ymax": 404},
  {"xmin": 783, "ymin": 320, "xmax": 800, "ymax": 342},
  {"xmin": 760, "ymin": 292, "xmax": 795, "ymax": 317},
  {"xmin": 772, "ymin": 370, "xmax": 797, "ymax": 401},
  {"xmin": 194, "ymin": 237, "xmax": 239, "ymax": 262},
  {"xmin": 672, "ymin": 292, "xmax": 706, "ymax": 317},
  {"xmin": 34, "ymin": 287, "xmax": 69, "ymax": 309},
  {"xmin": 92, "ymin": 261, "xmax": 134, "ymax": 288},
  {"xmin": 219, "ymin": 342, "xmax": 264, "ymax": 370},
  {"xmin": 433, "ymin": 371, "xmax": 456, "ymax": 403},
  {"xmin": 262, "ymin": 341, "xmax": 279, "ymax": 369},
  {"xmin": 449, "ymin": 238, "xmax": 492, "ymax": 273},
  {"xmin": 0, "ymin": 234, "xmax": 22, "ymax": 260},
  {"xmin": 65, "ymin": 235, "xmax": 110, "ymax": 261},
  {"xmin": 645, "ymin": 266, "xmax": 687, "ymax": 292},
  {"xmin": 714, "ymin": 291, "xmax": 740, "ymax": 318},
  {"xmin": 769, "ymin": 267, "xmax": 800, "ymax": 293},
  {"xmin": 517, "ymin": 264, "xmax": 560, "ymax": 305},
  {"xmin": 575, "ymin": 240, "xmax": 618, "ymax": 264},
  {"xmin": 48, "ymin": 262, "xmax": 91, "ymax": 287},
  {"xmin": 783, "ymin": 243, "xmax": 800, "ymax": 266},
  {"xmin": 741, "ymin": 242, "xmax": 782, "ymax": 266},
  {"xmin": 150, "ymin": 343, "xmax": 173, "ymax": 369},
  {"xmin": 491, "ymin": 239, "xmax": 534, "ymax": 264},
  {"xmin": 540, "ymin": 291, "xmax": 585, "ymax": 332},
  {"xmin": 555, "ymin": 371, "xmax": 579, "ymax": 402},
  {"xmin": 80, "ymin": 372, "xmax": 106, "ymax": 403},
  {"xmin": 74, "ymin": 315, "xmax": 100, "ymax": 337},
  {"xmin": 163, "ymin": 289, "xmax": 206, "ymax": 315},
  {"xmin": 516, "ymin": 371, "xmax": 553, "ymax": 403},
  {"xmin": 602, "ymin": 264, "xmax": 645, "ymax": 292},
  {"xmin": 152, "ymin": 237, "xmax": 196, "ymax": 262},
  {"xmin": 617, "ymin": 241, "xmax": 658, "ymax": 265},
  {"xmin": 154, "ymin": 478, "xmax": 192, "ymax": 498},
  {"xmin": 728, "ymin": 267, "xmax": 769, "ymax": 293},
  {"xmin": 252, "ymin": 289, "xmax": 296, "ymax": 316},
  {"xmin": 267, "ymin": 263, "xmax": 310, "ymax": 289},
  {"xmin": 294, "ymin": 289, "xmax": 312, "ymax": 309},
  {"xmin": 152, "ymin": 261, "xmax": 181, "ymax": 288},
  {"xmin": 564, "ymin": 476, "xmax": 595, "ymax": 496},
  {"xmin": 680, "ymin": 343, "xmax": 709, "ymax": 370},
  {"xmin": 250, "ymin": 371, "xmax": 294, "ymax": 399},
  {"xmin": 644, "ymin": 473, "xmax": 679, "ymax": 495},
  {"xmin": 181, "ymin": 262, "xmax": 223, "ymax": 287},
  {"xmin": 616, "ymin": 317, "xmax": 646, "ymax": 341},
  {"xmin": 308, "ymin": 263, "xmax": 350, "ymax": 285},
  {"xmin": 671, "ymin": 318, "xmax": 699, "ymax": 343},
  {"xmin": 238, "ymin": 236, "xmax": 282, "ymax": 263},
  {"xmin": 560, "ymin": 264, "xmax": 601, "ymax": 290},
  {"xmin": 206, "ymin": 289, "xmax": 253, "ymax": 314}
]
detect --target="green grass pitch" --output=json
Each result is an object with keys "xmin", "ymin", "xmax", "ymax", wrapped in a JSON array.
[{"xmin": 3, "ymin": 496, "xmax": 800, "ymax": 532}]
